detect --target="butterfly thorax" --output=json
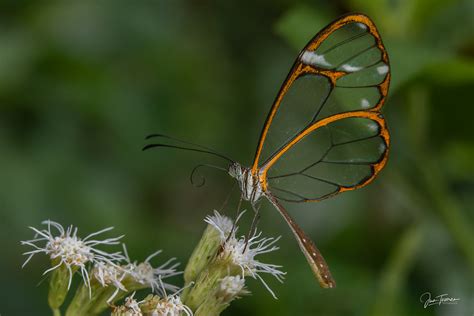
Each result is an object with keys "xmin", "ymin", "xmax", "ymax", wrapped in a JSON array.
[{"xmin": 228, "ymin": 162, "xmax": 263, "ymax": 204}]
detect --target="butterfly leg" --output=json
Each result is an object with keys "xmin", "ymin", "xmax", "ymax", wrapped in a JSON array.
[
  {"xmin": 226, "ymin": 195, "xmax": 243, "ymax": 243},
  {"xmin": 218, "ymin": 181, "xmax": 236, "ymax": 213},
  {"xmin": 243, "ymin": 203, "xmax": 261, "ymax": 252}
]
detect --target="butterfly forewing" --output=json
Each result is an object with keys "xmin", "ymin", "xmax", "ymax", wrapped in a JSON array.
[
  {"xmin": 253, "ymin": 14, "xmax": 390, "ymax": 176},
  {"xmin": 256, "ymin": 73, "xmax": 332, "ymax": 168}
]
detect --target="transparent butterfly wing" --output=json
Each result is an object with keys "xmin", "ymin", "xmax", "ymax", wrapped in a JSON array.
[
  {"xmin": 252, "ymin": 14, "xmax": 390, "ymax": 202},
  {"xmin": 266, "ymin": 114, "xmax": 389, "ymax": 202}
]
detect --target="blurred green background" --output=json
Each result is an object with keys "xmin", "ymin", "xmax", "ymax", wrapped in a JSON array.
[{"xmin": 1, "ymin": 0, "xmax": 473, "ymax": 315}]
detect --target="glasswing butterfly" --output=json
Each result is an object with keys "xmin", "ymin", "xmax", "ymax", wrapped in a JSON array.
[{"xmin": 144, "ymin": 13, "xmax": 390, "ymax": 288}]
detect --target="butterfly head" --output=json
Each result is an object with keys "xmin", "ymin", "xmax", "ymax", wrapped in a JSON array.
[
  {"xmin": 228, "ymin": 162, "xmax": 263, "ymax": 203},
  {"xmin": 228, "ymin": 162, "xmax": 243, "ymax": 180}
]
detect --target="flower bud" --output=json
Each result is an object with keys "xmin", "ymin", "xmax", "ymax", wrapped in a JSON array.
[{"xmin": 184, "ymin": 211, "xmax": 233, "ymax": 285}]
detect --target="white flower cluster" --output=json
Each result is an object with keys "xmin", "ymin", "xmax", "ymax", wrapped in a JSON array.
[
  {"xmin": 112, "ymin": 294, "xmax": 143, "ymax": 316},
  {"xmin": 22, "ymin": 211, "xmax": 284, "ymax": 315},
  {"xmin": 207, "ymin": 211, "xmax": 285, "ymax": 298},
  {"xmin": 113, "ymin": 291, "xmax": 193, "ymax": 316},
  {"xmin": 152, "ymin": 295, "xmax": 193, "ymax": 316},
  {"xmin": 21, "ymin": 220, "xmax": 124, "ymax": 289},
  {"xmin": 217, "ymin": 275, "xmax": 248, "ymax": 301},
  {"xmin": 21, "ymin": 220, "xmax": 180, "ymax": 299},
  {"xmin": 204, "ymin": 210, "xmax": 234, "ymax": 239},
  {"xmin": 122, "ymin": 245, "xmax": 181, "ymax": 295}
]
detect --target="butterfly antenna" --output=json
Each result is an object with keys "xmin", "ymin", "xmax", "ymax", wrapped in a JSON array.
[
  {"xmin": 144, "ymin": 133, "xmax": 234, "ymax": 163},
  {"xmin": 189, "ymin": 163, "xmax": 228, "ymax": 187}
]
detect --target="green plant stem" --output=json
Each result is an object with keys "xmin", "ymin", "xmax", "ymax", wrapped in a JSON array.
[
  {"xmin": 183, "ymin": 258, "xmax": 240, "ymax": 312},
  {"xmin": 195, "ymin": 298, "xmax": 228, "ymax": 316},
  {"xmin": 48, "ymin": 260, "xmax": 75, "ymax": 312},
  {"xmin": 183, "ymin": 264, "xmax": 227, "ymax": 311},
  {"xmin": 65, "ymin": 280, "xmax": 105, "ymax": 316},
  {"xmin": 87, "ymin": 287, "xmax": 127, "ymax": 315},
  {"xmin": 181, "ymin": 222, "xmax": 224, "ymax": 302},
  {"xmin": 184, "ymin": 223, "xmax": 222, "ymax": 285}
]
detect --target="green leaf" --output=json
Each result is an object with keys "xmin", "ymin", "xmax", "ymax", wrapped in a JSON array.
[
  {"xmin": 275, "ymin": 5, "xmax": 334, "ymax": 51},
  {"xmin": 422, "ymin": 0, "xmax": 474, "ymax": 50},
  {"xmin": 347, "ymin": 0, "xmax": 466, "ymax": 38},
  {"xmin": 441, "ymin": 142, "xmax": 474, "ymax": 180},
  {"xmin": 384, "ymin": 39, "xmax": 450, "ymax": 92},
  {"xmin": 425, "ymin": 59, "xmax": 474, "ymax": 85}
]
